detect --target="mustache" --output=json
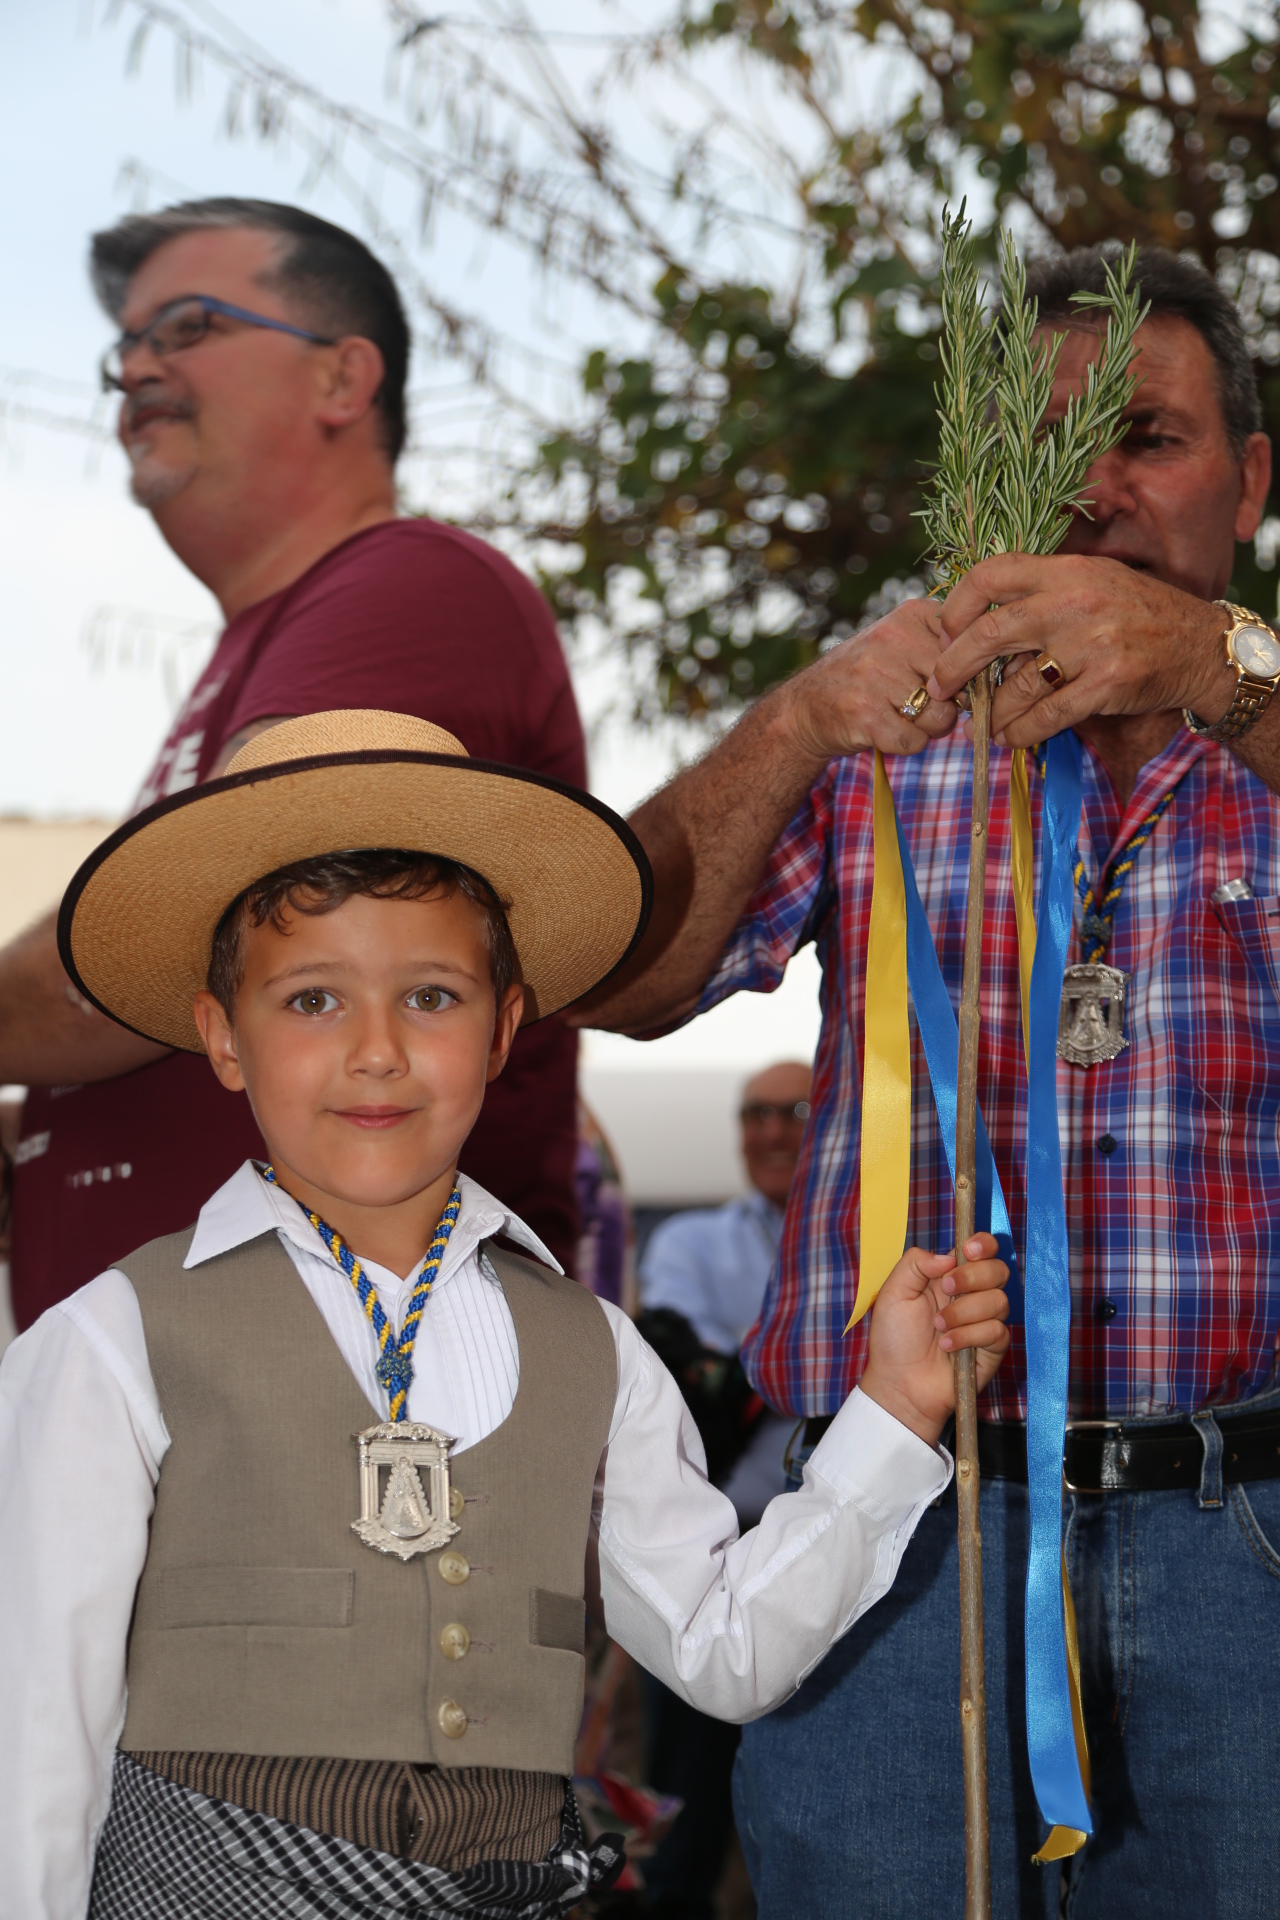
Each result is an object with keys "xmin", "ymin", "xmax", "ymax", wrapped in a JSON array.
[{"xmin": 121, "ymin": 388, "xmax": 196, "ymax": 434}]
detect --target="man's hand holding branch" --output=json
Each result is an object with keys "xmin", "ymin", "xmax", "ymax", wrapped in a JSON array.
[
  {"xmin": 778, "ymin": 597, "xmax": 961, "ymax": 765},
  {"xmin": 925, "ymin": 552, "xmax": 1236, "ymax": 750}
]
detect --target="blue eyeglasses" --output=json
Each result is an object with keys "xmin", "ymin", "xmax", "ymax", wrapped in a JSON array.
[{"xmin": 100, "ymin": 294, "xmax": 336, "ymax": 392}]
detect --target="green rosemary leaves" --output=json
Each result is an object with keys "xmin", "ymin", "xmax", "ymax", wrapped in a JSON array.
[{"xmin": 920, "ymin": 207, "xmax": 1147, "ymax": 592}]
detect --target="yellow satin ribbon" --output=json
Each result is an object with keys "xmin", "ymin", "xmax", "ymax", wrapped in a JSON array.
[
  {"xmin": 1010, "ymin": 746, "xmax": 1036, "ymax": 1067},
  {"xmin": 847, "ymin": 749, "xmax": 911, "ymax": 1329},
  {"xmin": 1011, "ymin": 748, "xmax": 1092, "ymax": 1865}
]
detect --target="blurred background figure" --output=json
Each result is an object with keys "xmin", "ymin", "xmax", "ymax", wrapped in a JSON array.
[
  {"xmin": 639, "ymin": 1060, "xmax": 811, "ymax": 1520},
  {"xmin": 571, "ymin": 1100, "xmax": 681, "ymax": 1910},
  {"xmin": 632, "ymin": 1059, "xmax": 812, "ymax": 1920},
  {"xmin": 576, "ymin": 1098, "xmax": 635, "ymax": 1313}
]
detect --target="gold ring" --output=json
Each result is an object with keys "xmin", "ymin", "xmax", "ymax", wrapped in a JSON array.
[
  {"xmin": 1036, "ymin": 653, "xmax": 1067, "ymax": 691},
  {"xmin": 899, "ymin": 684, "xmax": 930, "ymax": 719}
]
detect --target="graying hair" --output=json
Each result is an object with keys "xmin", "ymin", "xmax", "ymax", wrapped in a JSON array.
[
  {"xmin": 90, "ymin": 198, "xmax": 410, "ymax": 461},
  {"xmin": 1021, "ymin": 243, "xmax": 1263, "ymax": 455}
]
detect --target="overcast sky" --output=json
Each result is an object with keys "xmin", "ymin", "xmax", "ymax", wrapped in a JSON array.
[{"xmin": 0, "ymin": 0, "xmax": 822, "ymax": 1069}]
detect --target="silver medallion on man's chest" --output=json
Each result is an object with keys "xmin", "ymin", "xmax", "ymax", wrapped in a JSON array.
[
  {"xmin": 1057, "ymin": 963, "xmax": 1129, "ymax": 1067},
  {"xmin": 351, "ymin": 1422, "xmax": 460, "ymax": 1560}
]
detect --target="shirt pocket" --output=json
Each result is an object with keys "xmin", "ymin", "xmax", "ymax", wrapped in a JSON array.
[
  {"xmin": 1212, "ymin": 895, "xmax": 1280, "ymax": 1006},
  {"xmin": 157, "ymin": 1566, "xmax": 355, "ymax": 1629}
]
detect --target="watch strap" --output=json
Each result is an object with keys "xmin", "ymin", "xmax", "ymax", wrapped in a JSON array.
[{"xmin": 1183, "ymin": 601, "xmax": 1279, "ymax": 743}]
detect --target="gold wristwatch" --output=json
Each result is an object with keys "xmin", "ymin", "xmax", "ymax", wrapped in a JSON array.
[{"xmin": 1184, "ymin": 600, "xmax": 1280, "ymax": 743}]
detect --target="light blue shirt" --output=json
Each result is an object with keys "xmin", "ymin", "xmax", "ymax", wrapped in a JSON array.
[{"xmin": 638, "ymin": 1189, "xmax": 784, "ymax": 1356}]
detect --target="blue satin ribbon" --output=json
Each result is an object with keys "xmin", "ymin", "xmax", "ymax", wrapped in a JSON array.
[
  {"xmin": 1023, "ymin": 730, "xmax": 1092, "ymax": 1837},
  {"xmin": 893, "ymin": 809, "xmax": 1023, "ymax": 1322}
]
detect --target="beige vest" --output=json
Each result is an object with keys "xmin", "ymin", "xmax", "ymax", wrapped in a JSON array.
[{"xmin": 117, "ymin": 1226, "xmax": 617, "ymax": 1775}]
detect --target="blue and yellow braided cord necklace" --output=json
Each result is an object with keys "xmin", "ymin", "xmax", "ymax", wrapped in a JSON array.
[
  {"xmin": 260, "ymin": 1164, "xmax": 462, "ymax": 1422},
  {"xmin": 1033, "ymin": 745, "xmax": 1179, "ymax": 960}
]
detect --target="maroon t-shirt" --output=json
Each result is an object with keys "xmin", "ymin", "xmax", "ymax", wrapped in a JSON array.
[{"xmin": 12, "ymin": 520, "xmax": 586, "ymax": 1327}]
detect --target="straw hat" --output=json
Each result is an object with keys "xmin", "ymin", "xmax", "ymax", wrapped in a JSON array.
[{"xmin": 58, "ymin": 710, "xmax": 652, "ymax": 1051}]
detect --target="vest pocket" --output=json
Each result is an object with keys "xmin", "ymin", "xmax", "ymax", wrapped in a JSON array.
[
  {"xmin": 529, "ymin": 1588, "xmax": 586, "ymax": 1654},
  {"xmin": 157, "ymin": 1567, "xmax": 355, "ymax": 1629}
]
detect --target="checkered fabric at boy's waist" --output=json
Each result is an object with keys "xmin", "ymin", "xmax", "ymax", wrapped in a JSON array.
[
  {"xmin": 89, "ymin": 1752, "xmax": 625, "ymax": 1920},
  {"xmin": 699, "ymin": 726, "xmax": 1280, "ymax": 1422}
]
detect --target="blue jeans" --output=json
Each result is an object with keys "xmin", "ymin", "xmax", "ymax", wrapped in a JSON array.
[{"xmin": 735, "ymin": 1442, "xmax": 1280, "ymax": 1919}]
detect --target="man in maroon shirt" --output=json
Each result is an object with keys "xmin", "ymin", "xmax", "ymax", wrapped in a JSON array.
[{"xmin": 0, "ymin": 198, "xmax": 587, "ymax": 1321}]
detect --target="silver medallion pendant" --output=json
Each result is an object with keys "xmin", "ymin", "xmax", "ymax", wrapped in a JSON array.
[
  {"xmin": 352, "ymin": 1422, "xmax": 460, "ymax": 1561},
  {"xmin": 1057, "ymin": 963, "xmax": 1129, "ymax": 1067}
]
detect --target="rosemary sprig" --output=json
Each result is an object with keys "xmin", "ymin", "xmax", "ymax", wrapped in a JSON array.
[
  {"xmin": 918, "ymin": 203, "xmax": 1002, "ymax": 590},
  {"xmin": 920, "ymin": 210, "xmax": 1148, "ymax": 590}
]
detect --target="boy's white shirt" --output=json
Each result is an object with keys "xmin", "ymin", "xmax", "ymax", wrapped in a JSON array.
[{"xmin": 0, "ymin": 1161, "xmax": 950, "ymax": 1920}]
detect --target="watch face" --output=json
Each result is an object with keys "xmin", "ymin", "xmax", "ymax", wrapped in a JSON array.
[{"xmin": 1230, "ymin": 623, "xmax": 1280, "ymax": 679}]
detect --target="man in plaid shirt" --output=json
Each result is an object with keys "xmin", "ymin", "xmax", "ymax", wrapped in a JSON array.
[{"xmin": 577, "ymin": 246, "xmax": 1280, "ymax": 1918}]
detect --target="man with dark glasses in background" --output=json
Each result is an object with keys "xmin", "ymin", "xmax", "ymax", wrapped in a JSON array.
[{"xmin": 0, "ymin": 198, "xmax": 589, "ymax": 1318}]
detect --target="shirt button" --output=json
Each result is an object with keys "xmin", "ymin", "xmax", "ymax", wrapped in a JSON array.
[
  {"xmin": 1097, "ymin": 1134, "xmax": 1117, "ymax": 1156},
  {"xmin": 439, "ymin": 1551, "xmax": 470, "ymax": 1585},
  {"xmin": 450, "ymin": 1487, "xmax": 465, "ymax": 1521},
  {"xmin": 440, "ymin": 1622, "xmax": 471, "ymax": 1661},
  {"xmin": 1095, "ymin": 1298, "xmax": 1118, "ymax": 1323},
  {"xmin": 438, "ymin": 1700, "xmax": 468, "ymax": 1739}
]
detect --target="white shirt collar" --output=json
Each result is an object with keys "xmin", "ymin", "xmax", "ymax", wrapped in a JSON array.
[{"xmin": 185, "ymin": 1159, "xmax": 562, "ymax": 1284}]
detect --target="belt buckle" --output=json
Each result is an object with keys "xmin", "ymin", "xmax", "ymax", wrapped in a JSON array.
[{"xmin": 1063, "ymin": 1418, "xmax": 1126, "ymax": 1495}]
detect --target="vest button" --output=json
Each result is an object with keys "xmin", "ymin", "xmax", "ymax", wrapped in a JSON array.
[
  {"xmin": 438, "ymin": 1699, "xmax": 468, "ymax": 1739},
  {"xmin": 440, "ymin": 1621, "xmax": 471, "ymax": 1661},
  {"xmin": 439, "ymin": 1550, "xmax": 470, "ymax": 1585},
  {"xmin": 450, "ymin": 1487, "xmax": 465, "ymax": 1521}
]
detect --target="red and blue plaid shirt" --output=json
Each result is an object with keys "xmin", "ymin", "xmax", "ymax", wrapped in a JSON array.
[{"xmin": 698, "ymin": 727, "xmax": 1280, "ymax": 1421}]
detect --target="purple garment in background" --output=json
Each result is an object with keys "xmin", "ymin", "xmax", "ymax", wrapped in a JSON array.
[{"xmin": 575, "ymin": 1137, "xmax": 629, "ymax": 1307}]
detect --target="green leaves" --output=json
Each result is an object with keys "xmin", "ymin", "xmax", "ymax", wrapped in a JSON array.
[
  {"xmin": 922, "ymin": 210, "xmax": 1144, "ymax": 588},
  {"xmin": 531, "ymin": 279, "xmax": 940, "ymax": 719},
  {"xmin": 917, "ymin": 204, "xmax": 1002, "ymax": 587},
  {"xmin": 1018, "ymin": 247, "xmax": 1148, "ymax": 553},
  {"xmin": 515, "ymin": 2, "xmax": 1280, "ymax": 717},
  {"xmin": 989, "ymin": 232, "xmax": 1069, "ymax": 558}
]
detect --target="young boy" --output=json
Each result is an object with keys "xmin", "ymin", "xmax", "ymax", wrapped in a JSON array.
[{"xmin": 0, "ymin": 710, "xmax": 1009, "ymax": 1920}]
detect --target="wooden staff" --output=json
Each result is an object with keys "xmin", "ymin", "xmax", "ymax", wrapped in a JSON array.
[{"xmin": 954, "ymin": 666, "xmax": 993, "ymax": 1918}]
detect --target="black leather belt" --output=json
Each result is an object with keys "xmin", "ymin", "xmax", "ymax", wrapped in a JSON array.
[{"xmin": 801, "ymin": 1409, "xmax": 1280, "ymax": 1494}]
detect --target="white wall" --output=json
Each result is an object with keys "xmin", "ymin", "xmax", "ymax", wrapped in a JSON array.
[
  {"xmin": 0, "ymin": 817, "xmax": 116, "ymax": 948},
  {"xmin": 582, "ymin": 1066, "xmax": 750, "ymax": 1206},
  {"xmin": 578, "ymin": 945, "xmax": 824, "ymax": 1204}
]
